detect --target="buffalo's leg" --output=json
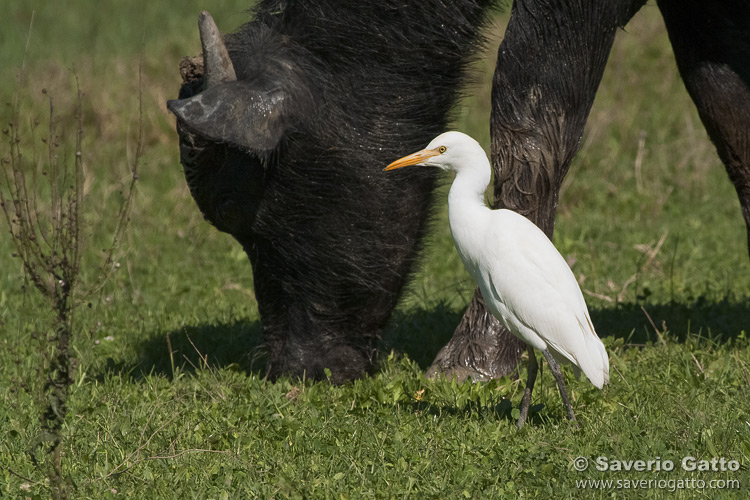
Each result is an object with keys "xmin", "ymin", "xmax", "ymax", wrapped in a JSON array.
[
  {"xmin": 658, "ymin": 0, "xmax": 750, "ymax": 257},
  {"xmin": 429, "ymin": 0, "xmax": 647, "ymax": 381},
  {"xmin": 426, "ymin": 289, "xmax": 522, "ymax": 380}
]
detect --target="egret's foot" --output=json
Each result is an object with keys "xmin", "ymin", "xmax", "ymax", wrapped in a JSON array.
[
  {"xmin": 427, "ymin": 290, "xmax": 525, "ymax": 381},
  {"xmin": 516, "ymin": 414, "xmax": 527, "ymax": 429}
]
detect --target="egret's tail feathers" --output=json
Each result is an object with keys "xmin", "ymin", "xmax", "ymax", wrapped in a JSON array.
[
  {"xmin": 580, "ymin": 333, "xmax": 609, "ymax": 389},
  {"xmin": 545, "ymin": 318, "xmax": 610, "ymax": 389},
  {"xmin": 565, "ymin": 315, "xmax": 610, "ymax": 389}
]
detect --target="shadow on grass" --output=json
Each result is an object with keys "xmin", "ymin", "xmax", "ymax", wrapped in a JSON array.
[
  {"xmin": 407, "ymin": 397, "xmax": 516, "ymax": 420},
  {"xmin": 103, "ymin": 320, "xmax": 267, "ymax": 381},
  {"xmin": 383, "ymin": 296, "xmax": 749, "ymax": 371},
  {"xmin": 590, "ymin": 296, "xmax": 749, "ymax": 345},
  {"xmin": 103, "ymin": 295, "xmax": 747, "ymax": 383},
  {"xmin": 381, "ymin": 303, "xmax": 465, "ymax": 369}
]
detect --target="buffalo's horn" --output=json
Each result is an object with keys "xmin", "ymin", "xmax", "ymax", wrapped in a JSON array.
[{"xmin": 199, "ymin": 11, "xmax": 237, "ymax": 89}]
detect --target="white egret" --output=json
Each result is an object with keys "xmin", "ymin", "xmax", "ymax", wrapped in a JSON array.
[{"xmin": 385, "ymin": 131, "xmax": 609, "ymax": 428}]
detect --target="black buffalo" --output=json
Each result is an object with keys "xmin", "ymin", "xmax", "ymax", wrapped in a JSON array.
[{"xmin": 168, "ymin": 0, "xmax": 494, "ymax": 382}]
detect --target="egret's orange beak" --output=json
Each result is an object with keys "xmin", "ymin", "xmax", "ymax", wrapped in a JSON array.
[{"xmin": 384, "ymin": 148, "xmax": 441, "ymax": 171}]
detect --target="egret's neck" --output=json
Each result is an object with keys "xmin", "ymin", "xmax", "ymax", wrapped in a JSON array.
[
  {"xmin": 447, "ymin": 154, "xmax": 492, "ymax": 216},
  {"xmin": 447, "ymin": 152, "xmax": 493, "ymax": 266}
]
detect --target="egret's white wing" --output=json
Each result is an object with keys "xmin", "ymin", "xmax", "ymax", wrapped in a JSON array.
[{"xmin": 472, "ymin": 210, "xmax": 609, "ymax": 388}]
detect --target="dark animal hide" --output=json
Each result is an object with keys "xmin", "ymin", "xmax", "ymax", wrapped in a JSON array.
[{"xmin": 169, "ymin": 0, "xmax": 494, "ymax": 382}]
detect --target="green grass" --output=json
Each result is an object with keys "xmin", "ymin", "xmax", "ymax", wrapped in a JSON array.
[{"xmin": 2, "ymin": 1, "xmax": 750, "ymax": 498}]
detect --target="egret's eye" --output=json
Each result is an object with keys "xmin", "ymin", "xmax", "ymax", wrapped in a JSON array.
[{"xmin": 438, "ymin": 146, "xmax": 447, "ymax": 153}]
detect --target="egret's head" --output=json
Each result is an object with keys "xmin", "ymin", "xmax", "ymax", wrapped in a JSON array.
[{"xmin": 384, "ymin": 131, "xmax": 483, "ymax": 172}]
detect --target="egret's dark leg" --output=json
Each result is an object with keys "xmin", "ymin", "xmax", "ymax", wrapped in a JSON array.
[
  {"xmin": 516, "ymin": 345, "xmax": 538, "ymax": 429},
  {"xmin": 541, "ymin": 350, "xmax": 576, "ymax": 423}
]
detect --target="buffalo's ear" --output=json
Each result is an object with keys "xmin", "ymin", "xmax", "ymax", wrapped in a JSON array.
[
  {"xmin": 167, "ymin": 10, "xmax": 296, "ymax": 152},
  {"xmin": 167, "ymin": 81, "xmax": 291, "ymax": 152}
]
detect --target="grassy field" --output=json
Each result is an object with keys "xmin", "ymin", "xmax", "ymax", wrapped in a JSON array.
[{"xmin": 2, "ymin": 1, "xmax": 749, "ymax": 498}]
